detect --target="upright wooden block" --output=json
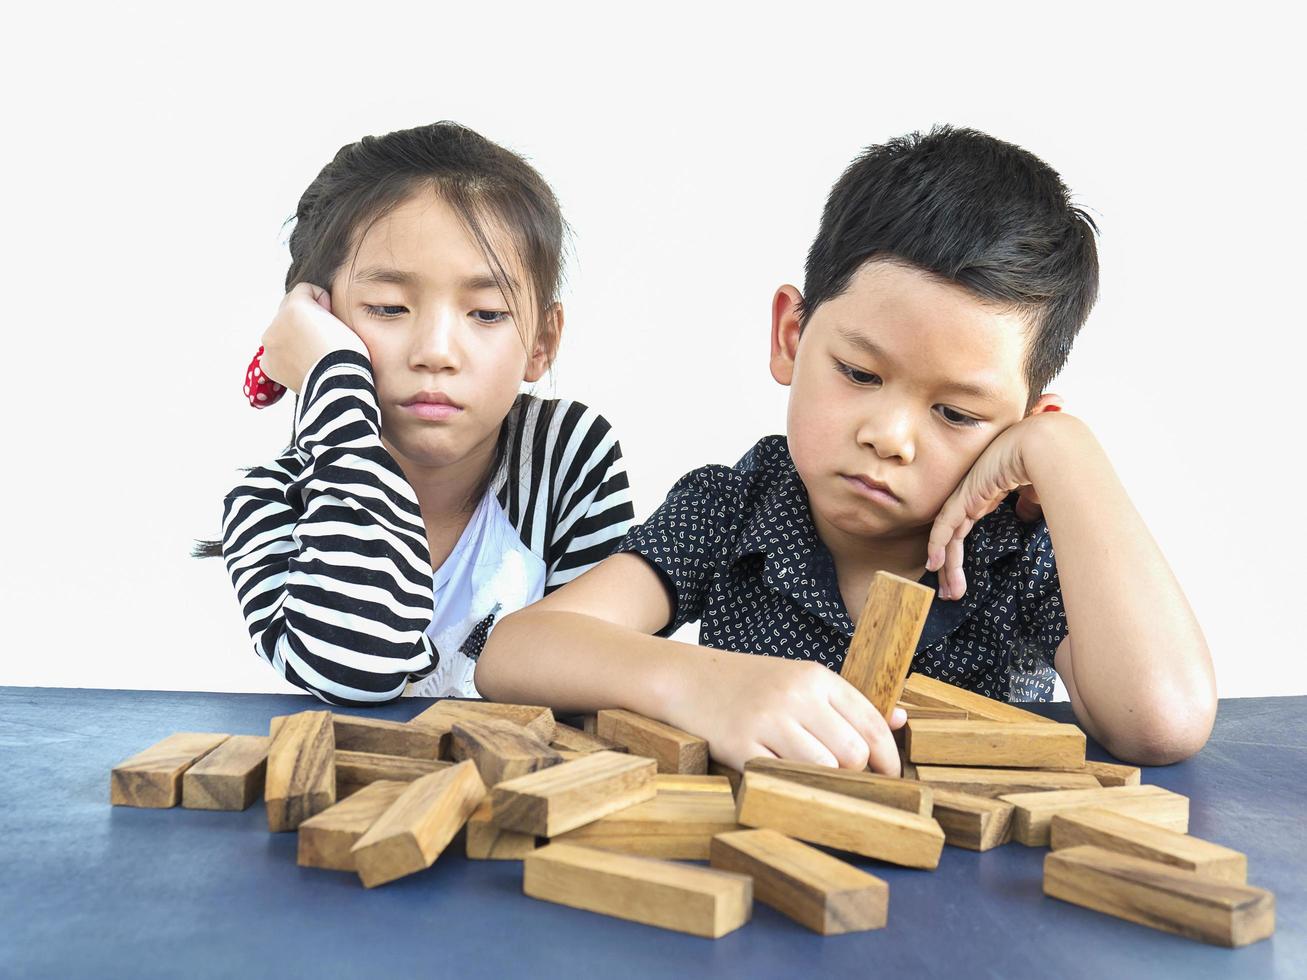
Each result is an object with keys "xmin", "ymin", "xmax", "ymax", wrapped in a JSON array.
[
  {"xmin": 1001, "ymin": 785, "xmax": 1190, "ymax": 846},
  {"xmin": 839, "ymin": 571, "xmax": 934, "ymax": 717},
  {"xmin": 333, "ymin": 714, "xmax": 444, "ymax": 759},
  {"xmin": 900, "ymin": 673, "xmax": 1054, "ymax": 725},
  {"xmin": 491, "ymin": 751, "xmax": 657, "ymax": 837},
  {"xmin": 297, "ymin": 780, "xmax": 409, "ymax": 871},
  {"xmin": 351, "ymin": 760, "xmax": 487, "ymax": 887},
  {"xmin": 1050, "ymin": 808, "xmax": 1247, "ymax": 883},
  {"xmin": 914, "ymin": 765, "xmax": 1101, "ymax": 799},
  {"xmin": 553, "ymin": 785, "xmax": 741, "ymax": 859},
  {"xmin": 711, "ymin": 828, "xmax": 888, "ymax": 935},
  {"xmin": 409, "ymin": 700, "xmax": 556, "ymax": 749},
  {"xmin": 736, "ymin": 772, "xmax": 944, "ymax": 869},
  {"xmin": 1044, "ymin": 845, "xmax": 1274, "ymax": 947},
  {"xmin": 744, "ymin": 757, "xmax": 932, "ymax": 816},
  {"xmin": 450, "ymin": 717, "xmax": 563, "ymax": 786},
  {"xmin": 595, "ymin": 709, "xmax": 708, "ymax": 774},
  {"xmin": 181, "ymin": 734, "xmax": 270, "ymax": 810},
  {"xmin": 465, "ymin": 799, "xmax": 538, "ymax": 860},
  {"xmin": 549, "ymin": 722, "xmax": 626, "ymax": 755},
  {"xmin": 266, "ymin": 711, "xmax": 336, "ymax": 832},
  {"xmin": 524, "ymin": 843, "xmax": 752, "ymax": 939},
  {"xmin": 930, "ymin": 789, "xmax": 1014, "ymax": 851},
  {"xmin": 335, "ymin": 751, "xmax": 449, "ymax": 798},
  {"xmin": 905, "ymin": 719, "xmax": 1086, "ymax": 769},
  {"xmin": 110, "ymin": 733, "xmax": 230, "ymax": 808}
]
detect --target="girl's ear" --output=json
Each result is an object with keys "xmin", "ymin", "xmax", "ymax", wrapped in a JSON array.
[
  {"xmin": 1027, "ymin": 392, "xmax": 1065, "ymax": 417},
  {"xmin": 524, "ymin": 302, "xmax": 564, "ymax": 383},
  {"xmin": 770, "ymin": 285, "xmax": 804, "ymax": 386}
]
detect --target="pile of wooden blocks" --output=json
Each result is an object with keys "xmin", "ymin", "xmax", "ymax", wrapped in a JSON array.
[{"xmin": 109, "ymin": 574, "xmax": 1275, "ymax": 946}]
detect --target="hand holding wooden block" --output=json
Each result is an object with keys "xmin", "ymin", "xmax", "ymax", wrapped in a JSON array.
[
  {"xmin": 111, "ymin": 732, "xmax": 230, "ymax": 808},
  {"xmin": 595, "ymin": 709, "xmax": 708, "ymax": 774},
  {"xmin": 839, "ymin": 571, "xmax": 934, "ymax": 717}
]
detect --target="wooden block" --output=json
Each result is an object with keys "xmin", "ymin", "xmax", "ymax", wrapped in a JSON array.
[
  {"xmin": 450, "ymin": 717, "xmax": 563, "ymax": 787},
  {"xmin": 930, "ymin": 789, "xmax": 1014, "ymax": 851},
  {"xmin": 897, "ymin": 701, "xmax": 969, "ymax": 720},
  {"xmin": 523, "ymin": 843, "xmax": 752, "ymax": 938},
  {"xmin": 1044, "ymin": 845, "xmax": 1274, "ymax": 947},
  {"xmin": 409, "ymin": 700, "xmax": 556, "ymax": 749},
  {"xmin": 736, "ymin": 771, "xmax": 944, "ymax": 869},
  {"xmin": 1001, "ymin": 785, "xmax": 1190, "ymax": 846},
  {"xmin": 266, "ymin": 711, "xmax": 336, "ymax": 832},
  {"xmin": 335, "ymin": 750, "xmax": 449, "ymax": 798},
  {"xmin": 1051, "ymin": 808, "xmax": 1246, "ymax": 883},
  {"xmin": 110, "ymin": 733, "xmax": 230, "ymax": 808},
  {"xmin": 1044, "ymin": 759, "xmax": 1142, "ymax": 787},
  {"xmin": 839, "ymin": 571, "xmax": 934, "ymax": 717},
  {"xmin": 905, "ymin": 719, "xmax": 1086, "ymax": 769},
  {"xmin": 744, "ymin": 757, "xmax": 932, "ymax": 816},
  {"xmin": 595, "ymin": 709, "xmax": 708, "ymax": 774},
  {"xmin": 181, "ymin": 734, "xmax": 269, "ymax": 810},
  {"xmin": 654, "ymin": 774, "xmax": 734, "ymax": 795},
  {"xmin": 915, "ymin": 765, "xmax": 1101, "ymax": 799},
  {"xmin": 549, "ymin": 722, "xmax": 626, "ymax": 755},
  {"xmin": 579, "ymin": 714, "xmax": 598, "ymax": 734},
  {"xmin": 490, "ymin": 751, "xmax": 657, "ymax": 837},
  {"xmin": 332, "ymin": 713, "xmax": 443, "ymax": 759},
  {"xmin": 466, "ymin": 798, "xmax": 538, "ymax": 860},
  {"xmin": 709, "ymin": 760, "xmax": 743, "ymax": 794},
  {"xmin": 901, "ymin": 673, "xmax": 1055, "ymax": 725},
  {"xmin": 710, "ymin": 828, "xmax": 888, "ymax": 935},
  {"xmin": 351, "ymin": 760, "xmax": 486, "ymax": 887},
  {"xmin": 552, "ymin": 785, "xmax": 741, "ymax": 859},
  {"xmin": 296, "ymin": 780, "xmax": 409, "ymax": 871}
]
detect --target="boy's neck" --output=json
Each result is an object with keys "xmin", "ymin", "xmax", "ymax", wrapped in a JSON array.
[{"xmin": 811, "ymin": 510, "xmax": 932, "ymax": 623}]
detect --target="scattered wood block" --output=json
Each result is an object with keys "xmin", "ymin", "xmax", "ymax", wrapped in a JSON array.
[
  {"xmin": 709, "ymin": 760, "xmax": 743, "ymax": 794},
  {"xmin": 1044, "ymin": 845, "xmax": 1274, "ymax": 947},
  {"xmin": 466, "ymin": 798, "xmax": 538, "ymax": 860},
  {"xmin": 296, "ymin": 780, "xmax": 409, "ymax": 871},
  {"xmin": 578, "ymin": 714, "xmax": 599, "ymax": 734},
  {"xmin": 549, "ymin": 722, "xmax": 626, "ymax": 755},
  {"xmin": 710, "ymin": 828, "xmax": 888, "ymax": 935},
  {"xmin": 654, "ymin": 774, "xmax": 734, "ymax": 796},
  {"xmin": 552, "ymin": 784, "xmax": 741, "ymax": 859},
  {"xmin": 744, "ymin": 757, "xmax": 932, "ymax": 816},
  {"xmin": 524, "ymin": 843, "xmax": 753, "ymax": 938},
  {"xmin": 181, "ymin": 734, "xmax": 269, "ymax": 810},
  {"xmin": 1051, "ymin": 808, "xmax": 1247, "ymax": 883},
  {"xmin": 1001, "ymin": 785, "xmax": 1190, "ymax": 846},
  {"xmin": 897, "ymin": 702, "xmax": 969, "ymax": 720},
  {"xmin": 905, "ymin": 719, "xmax": 1086, "ymax": 769},
  {"xmin": 839, "ymin": 571, "xmax": 934, "ymax": 717},
  {"xmin": 901, "ymin": 673, "xmax": 1054, "ymax": 725},
  {"xmin": 1042, "ymin": 759, "xmax": 1142, "ymax": 787},
  {"xmin": 266, "ymin": 711, "xmax": 336, "ymax": 832},
  {"xmin": 351, "ymin": 760, "xmax": 486, "ymax": 887},
  {"xmin": 110, "ymin": 733, "xmax": 230, "ymax": 808},
  {"xmin": 332, "ymin": 714, "xmax": 444, "ymax": 760},
  {"xmin": 491, "ymin": 751, "xmax": 657, "ymax": 837},
  {"xmin": 736, "ymin": 771, "xmax": 944, "ymax": 869},
  {"xmin": 335, "ymin": 750, "xmax": 449, "ymax": 798},
  {"xmin": 914, "ymin": 765, "xmax": 1101, "ymax": 798},
  {"xmin": 450, "ymin": 717, "xmax": 563, "ymax": 786},
  {"xmin": 930, "ymin": 789, "xmax": 1014, "ymax": 851},
  {"xmin": 595, "ymin": 709, "xmax": 708, "ymax": 774},
  {"xmin": 409, "ymin": 700, "xmax": 556, "ymax": 749}
]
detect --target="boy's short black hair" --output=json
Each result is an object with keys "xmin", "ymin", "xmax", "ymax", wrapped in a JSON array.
[{"xmin": 801, "ymin": 126, "xmax": 1099, "ymax": 408}]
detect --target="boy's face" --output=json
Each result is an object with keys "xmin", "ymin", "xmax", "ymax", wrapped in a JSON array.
[{"xmin": 771, "ymin": 259, "xmax": 1050, "ymax": 550}]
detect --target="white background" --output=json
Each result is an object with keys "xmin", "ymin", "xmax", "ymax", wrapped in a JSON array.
[{"xmin": 2, "ymin": 2, "xmax": 1303, "ymax": 698}]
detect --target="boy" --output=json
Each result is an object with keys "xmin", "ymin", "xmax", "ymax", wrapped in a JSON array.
[{"xmin": 475, "ymin": 126, "xmax": 1216, "ymax": 773}]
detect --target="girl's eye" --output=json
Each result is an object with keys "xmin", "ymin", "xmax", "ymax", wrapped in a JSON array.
[
  {"xmin": 364, "ymin": 305, "xmax": 407, "ymax": 318},
  {"xmin": 472, "ymin": 310, "xmax": 510, "ymax": 324},
  {"xmin": 937, "ymin": 405, "xmax": 981, "ymax": 428},
  {"xmin": 834, "ymin": 360, "xmax": 881, "ymax": 386}
]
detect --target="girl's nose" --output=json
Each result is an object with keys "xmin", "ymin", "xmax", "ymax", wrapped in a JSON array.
[{"xmin": 410, "ymin": 310, "xmax": 461, "ymax": 373}]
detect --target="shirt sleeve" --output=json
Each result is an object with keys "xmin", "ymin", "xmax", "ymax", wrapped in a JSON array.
[
  {"xmin": 1015, "ymin": 520, "xmax": 1069, "ymax": 667},
  {"xmin": 219, "ymin": 349, "xmax": 438, "ymax": 705},
  {"xmin": 614, "ymin": 465, "xmax": 739, "ymax": 637}
]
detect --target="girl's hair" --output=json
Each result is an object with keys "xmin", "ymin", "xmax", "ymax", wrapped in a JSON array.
[{"xmin": 193, "ymin": 121, "xmax": 568, "ymax": 559}]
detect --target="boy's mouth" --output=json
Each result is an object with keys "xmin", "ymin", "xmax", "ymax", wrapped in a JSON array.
[{"xmin": 844, "ymin": 474, "xmax": 901, "ymax": 504}]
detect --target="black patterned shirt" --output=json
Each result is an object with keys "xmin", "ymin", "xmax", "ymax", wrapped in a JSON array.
[{"xmin": 617, "ymin": 435, "xmax": 1067, "ymax": 702}]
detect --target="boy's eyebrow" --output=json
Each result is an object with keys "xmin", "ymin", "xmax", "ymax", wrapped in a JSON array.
[
  {"xmin": 836, "ymin": 327, "xmax": 1003, "ymax": 403},
  {"xmin": 352, "ymin": 266, "xmax": 516, "ymax": 293}
]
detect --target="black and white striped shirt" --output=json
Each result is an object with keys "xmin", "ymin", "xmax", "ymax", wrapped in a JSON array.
[{"xmin": 220, "ymin": 350, "xmax": 634, "ymax": 706}]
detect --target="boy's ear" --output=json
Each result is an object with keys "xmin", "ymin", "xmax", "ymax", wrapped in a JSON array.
[
  {"xmin": 1026, "ymin": 392, "xmax": 1065, "ymax": 417},
  {"xmin": 770, "ymin": 285, "xmax": 805, "ymax": 386},
  {"xmin": 524, "ymin": 302, "xmax": 564, "ymax": 383}
]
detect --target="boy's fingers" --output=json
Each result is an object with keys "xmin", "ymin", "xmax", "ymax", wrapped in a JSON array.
[
  {"xmin": 762, "ymin": 724, "xmax": 840, "ymax": 768},
  {"xmin": 945, "ymin": 535, "xmax": 966, "ymax": 600},
  {"xmin": 800, "ymin": 710, "xmax": 871, "ymax": 770},
  {"xmin": 889, "ymin": 706, "xmax": 907, "ymax": 730},
  {"xmin": 828, "ymin": 681, "xmax": 899, "ymax": 774}
]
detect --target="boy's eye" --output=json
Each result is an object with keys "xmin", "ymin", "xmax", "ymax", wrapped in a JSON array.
[
  {"xmin": 472, "ymin": 310, "xmax": 510, "ymax": 324},
  {"xmin": 834, "ymin": 360, "xmax": 881, "ymax": 386},
  {"xmin": 364, "ymin": 305, "xmax": 407, "ymax": 318},
  {"xmin": 937, "ymin": 405, "xmax": 981, "ymax": 428}
]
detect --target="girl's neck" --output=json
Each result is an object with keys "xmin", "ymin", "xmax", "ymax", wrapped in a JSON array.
[{"xmin": 382, "ymin": 431, "xmax": 499, "ymax": 531}]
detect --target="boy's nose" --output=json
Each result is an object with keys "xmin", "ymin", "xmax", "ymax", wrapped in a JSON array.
[{"xmin": 858, "ymin": 409, "xmax": 915, "ymax": 464}]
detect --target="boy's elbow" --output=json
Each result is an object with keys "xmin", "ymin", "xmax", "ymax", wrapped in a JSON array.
[{"xmin": 1101, "ymin": 684, "xmax": 1217, "ymax": 766}]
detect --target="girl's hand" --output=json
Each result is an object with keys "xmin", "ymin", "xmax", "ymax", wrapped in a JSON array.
[
  {"xmin": 666, "ymin": 648, "xmax": 907, "ymax": 775},
  {"xmin": 258, "ymin": 283, "xmax": 370, "ymax": 394}
]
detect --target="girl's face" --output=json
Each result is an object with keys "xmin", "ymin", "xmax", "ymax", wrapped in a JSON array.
[{"xmin": 329, "ymin": 187, "xmax": 556, "ymax": 476}]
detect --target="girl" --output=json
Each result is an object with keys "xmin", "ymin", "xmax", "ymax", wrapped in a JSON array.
[{"xmin": 198, "ymin": 122, "xmax": 634, "ymax": 705}]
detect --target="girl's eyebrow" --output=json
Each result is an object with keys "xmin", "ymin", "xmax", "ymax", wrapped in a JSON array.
[{"xmin": 352, "ymin": 265, "xmax": 517, "ymax": 293}]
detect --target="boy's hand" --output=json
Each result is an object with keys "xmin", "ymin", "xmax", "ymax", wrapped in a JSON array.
[
  {"xmin": 259, "ymin": 283, "xmax": 370, "ymax": 395},
  {"xmin": 665, "ymin": 648, "xmax": 907, "ymax": 774}
]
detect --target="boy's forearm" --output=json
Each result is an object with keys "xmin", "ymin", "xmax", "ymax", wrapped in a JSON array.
[{"xmin": 1027, "ymin": 415, "xmax": 1217, "ymax": 762}]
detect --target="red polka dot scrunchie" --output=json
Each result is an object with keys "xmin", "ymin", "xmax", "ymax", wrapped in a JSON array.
[{"xmin": 243, "ymin": 346, "xmax": 286, "ymax": 408}]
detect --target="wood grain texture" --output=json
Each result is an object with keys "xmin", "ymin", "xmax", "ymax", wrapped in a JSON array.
[
  {"xmin": 708, "ymin": 760, "xmax": 743, "ymax": 794},
  {"xmin": 904, "ymin": 720, "xmax": 1086, "ymax": 769},
  {"xmin": 914, "ymin": 765, "xmax": 1101, "ymax": 798},
  {"xmin": 351, "ymin": 760, "xmax": 487, "ymax": 887},
  {"xmin": 465, "ymin": 798, "xmax": 538, "ymax": 860},
  {"xmin": 181, "ymin": 734, "xmax": 269, "ymax": 810},
  {"xmin": 654, "ymin": 774, "xmax": 734, "ymax": 796},
  {"xmin": 595, "ymin": 709, "xmax": 708, "ymax": 774},
  {"xmin": 839, "ymin": 571, "xmax": 934, "ymax": 716},
  {"xmin": 1041, "ymin": 760, "xmax": 1142, "ymax": 787},
  {"xmin": 929, "ymin": 789, "xmax": 1014, "ymax": 851},
  {"xmin": 332, "ymin": 714, "xmax": 444, "ymax": 760},
  {"xmin": 408, "ymin": 700, "xmax": 556, "ymax": 749},
  {"xmin": 1050, "ymin": 808, "xmax": 1247, "ymax": 883},
  {"xmin": 334, "ymin": 750, "xmax": 450, "ymax": 798},
  {"xmin": 523, "ymin": 843, "xmax": 753, "ymax": 938},
  {"xmin": 744, "ymin": 757, "xmax": 932, "ymax": 816},
  {"xmin": 900, "ymin": 673, "xmax": 1055, "ymax": 724},
  {"xmin": 1001, "ymin": 785, "xmax": 1190, "ymax": 846},
  {"xmin": 491, "ymin": 751, "xmax": 658, "ymax": 837},
  {"xmin": 266, "ymin": 711, "xmax": 336, "ymax": 832},
  {"xmin": 736, "ymin": 771, "xmax": 944, "ymax": 869},
  {"xmin": 710, "ymin": 828, "xmax": 888, "ymax": 935},
  {"xmin": 897, "ymin": 702, "xmax": 969, "ymax": 720},
  {"xmin": 1044, "ymin": 845, "xmax": 1274, "ymax": 947},
  {"xmin": 552, "ymin": 785, "xmax": 741, "ymax": 859},
  {"xmin": 111, "ymin": 732, "xmax": 230, "ymax": 808},
  {"xmin": 296, "ymin": 780, "xmax": 409, "ymax": 871},
  {"xmin": 450, "ymin": 717, "xmax": 563, "ymax": 787},
  {"xmin": 549, "ymin": 722, "xmax": 626, "ymax": 755}
]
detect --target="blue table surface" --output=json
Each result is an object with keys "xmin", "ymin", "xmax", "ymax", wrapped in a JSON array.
[{"xmin": 0, "ymin": 688, "xmax": 1303, "ymax": 979}]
